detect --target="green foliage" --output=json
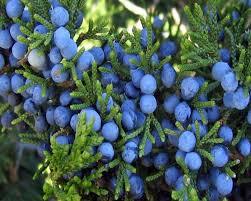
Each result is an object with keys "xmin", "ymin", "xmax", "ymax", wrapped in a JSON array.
[
  {"xmin": 22, "ymin": 0, "xmax": 51, "ymax": 20},
  {"xmin": 0, "ymin": 0, "xmax": 10, "ymax": 28},
  {"xmin": 38, "ymin": 113, "xmax": 106, "ymax": 200},
  {"xmin": 180, "ymin": 2, "xmax": 224, "ymax": 73},
  {"xmin": 121, "ymin": 17, "xmax": 172, "ymax": 74},
  {"xmin": 180, "ymin": 1, "xmax": 251, "ymax": 90},
  {"xmin": 171, "ymin": 175, "xmax": 200, "ymax": 201}
]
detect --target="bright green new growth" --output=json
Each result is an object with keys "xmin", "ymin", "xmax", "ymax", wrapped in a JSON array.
[{"xmin": 36, "ymin": 112, "xmax": 105, "ymax": 200}]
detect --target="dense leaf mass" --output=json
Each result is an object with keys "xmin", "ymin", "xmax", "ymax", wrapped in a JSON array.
[{"xmin": 0, "ymin": 0, "xmax": 251, "ymax": 200}]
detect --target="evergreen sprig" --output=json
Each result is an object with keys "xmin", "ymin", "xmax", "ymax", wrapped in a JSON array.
[{"xmin": 38, "ymin": 112, "xmax": 105, "ymax": 200}]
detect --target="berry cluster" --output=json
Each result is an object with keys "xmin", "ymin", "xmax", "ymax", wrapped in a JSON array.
[{"xmin": 0, "ymin": 0, "xmax": 250, "ymax": 200}]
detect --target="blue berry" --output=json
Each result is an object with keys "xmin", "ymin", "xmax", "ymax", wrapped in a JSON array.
[
  {"xmin": 123, "ymin": 54, "xmax": 140, "ymax": 69},
  {"xmin": 140, "ymin": 94, "xmax": 157, "ymax": 114},
  {"xmin": 76, "ymin": 51, "xmax": 95, "ymax": 72},
  {"xmin": 163, "ymin": 94, "xmax": 180, "ymax": 114},
  {"xmin": 28, "ymin": 49, "xmax": 47, "ymax": 71},
  {"xmin": 151, "ymin": 53, "xmax": 159, "ymax": 66},
  {"xmin": 191, "ymin": 122, "xmax": 208, "ymax": 138},
  {"xmin": 25, "ymin": 79, "xmax": 35, "ymax": 95},
  {"xmin": 195, "ymin": 76, "xmax": 205, "ymax": 87},
  {"xmin": 153, "ymin": 16, "xmax": 164, "ymax": 28},
  {"xmin": 96, "ymin": 93, "xmax": 114, "ymax": 112},
  {"xmin": 211, "ymin": 145, "xmax": 229, "ymax": 167},
  {"xmin": 35, "ymin": 115, "xmax": 48, "ymax": 133},
  {"xmin": 70, "ymin": 114, "xmax": 78, "ymax": 131},
  {"xmin": 135, "ymin": 111, "xmax": 146, "ymax": 128},
  {"xmin": 1, "ymin": 110, "xmax": 15, "ymax": 128},
  {"xmin": 10, "ymin": 23, "xmax": 24, "ymax": 41},
  {"xmin": 21, "ymin": 8, "xmax": 31, "ymax": 22},
  {"xmin": 238, "ymin": 138, "xmax": 250, "ymax": 157},
  {"xmin": 49, "ymin": 47, "xmax": 62, "ymax": 64},
  {"xmin": 113, "ymin": 80, "xmax": 125, "ymax": 94},
  {"xmin": 51, "ymin": 7, "xmax": 69, "ymax": 27},
  {"xmin": 101, "ymin": 63, "xmax": 119, "ymax": 87},
  {"xmin": 59, "ymin": 90, "xmax": 72, "ymax": 106},
  {"xmin": 32, "ymin": 85, "xmax": 48, "ymax": 105},
  {"xmin": 223, "ymin": 92, "xmax": 235, "ymax": 108},
  {"xmin": 207, "ymin": 106, "xmax": 220, "ymax": 122},
  {"xmin": 60, "ymin": 39, "xmax": 77, "ymax": 60},
  {"xmin": 49, "ymin": 0, "xmax": 61, "ymax": 7},
  {"xmin": 121, "ymin": 99, "xmax": 136, "ymax": 112},
  {"xmin": 232, "ymin": 87, "xmax": 250, "ymax": 110},
  {"xmin": 122, "ymin": 141, "xmax": 138, "ymax": 163},
  {"xmin": 125, "ymin": 82, "xmax": 140, "ymax": 99},
  {"xmin": 221, "ymin": 72, "xmax": 238, "ymax": 92},
  {"xmin": 89, "ymin": 47, "xmax": 104, "ymax": 65},
  {"xmin": 122, "ymin": 109, "xmax": 137, "ymax": 130},
  {"xmin": 153, "ymin": 152, "xmax": 169, "ymax": 169},
  {"xmin": 101, "ymin": 121, "xmax": 119, "ymax": 142},
  {"xmin": 159, "ymin": 40, "xmax": 177, "ymax": 58},
  {"xmin": 218, "ymin": 125, "xmax": 233, "ymax": 143},
  {"xmin": 55, "ymin": 135, "xmax": 73, "ymax": 145},
  {"xmin": 54, "ymin": 27, "xmax": 71, "ymax": 49},
  {"xmin": 178, "ymin": 131, "xmax": 196, "ymax": 152},
  {"xmin": 51, "ymin": 64, "xmax": 69, "ymax": 83},
  {"xmin": 191, "ymin": 109, "xmax": 208, "ymax": 123},
  {"xmin": 164, "ymin": 166, "xmax": 181, "ymax": 186},
  {"xmin": 175, "ymin": 150, "xmax": 186, "ymax": 161},
  {"xmin": 161, "ymin": 63, "xmax": 176, "ymax": 88},
  {"xmin": 6, "ymin": 0, "xmax": 24, "ymax": 18},
  {"xmin": 0, "ymin": 29, "xmax": 13, "ymax": 49},
  {"xmin": 209, "ymin": 167, "xmax": 221, "ymax": 185},
  {"xmin": 12, "ymin": 42, "xmax": 27, "ymax": 59},
  {"xmin": 208, "ymin": 187, "xmax": 220, "ymax": 201},
  {"xmin": 152, "ymin": 130, "xmax": 165, "ymax": 148},
  {"xmin": 140, "ymin": 28, "xmax": 155, "ymax": 48},
  {"xmin": 232, "ymin": 10, "xmax": 240, "ymax": 21},
  {"xmin": 181, "ymin": 77, "xmax": 200, "ymax": 100},
  {"xmin": 129, "ymin": 174, "xmax": 144, "ymax": 200},
  {"xmin": 215, "ymin": 173, "xmax": 233, "ymax": 196},
  {"xmin": 9, "ymin": 53, "xmax": 19, "ymax": 67},
  {"xmin": 46, "ymin": 107, "xmax": 55, "ymax": 125},
  {"xmin": 219, "ymin": 48, "xmax": 231, "ymax": 63},
  {"xmin": 7, "ymin": 93, "xmax": 21, "ymax": 106},
  {"xmin": 161, "ymin": 119, "xmax": 178, "ymax": 146},
  {"xmin": 0, "ymin": 54, "xmax": 5, "ymax": 70},
  {"xmin": 174, "ymin": 102, "xmax": 191, "ymax": 123},
  {"xmin": 212, "ymin": 62, "xmax": 231, "ymax": 81},
  {"xmin": 140, "ymin": 74, "xmax": 157, "ymax": 94},
  {"xmin": 175, "ymin": 176, "xmax": 185, "ymax": 190},
  {"xmin": 185, "ymin": 152, "xmax": 202, "ymax": 170},
  {"xmin": 34, "ymin": 24, "xmax": 48, "ymax": 34},
  {"xmin": 11, "ymin": 74, "xmax": 25, "ymax": 94},
  {"xmin": 167, "ymin": 132, "xmax": 179, "ymax": 147},
  {"xmin": 76, "ymin": 11, "xmax": 84, "ymax": 27},
  {"xmin": 23, "ymin": 98, "xmax": 38, "ymax": 114},
  {"xmin": 161, "ymin": 118, "xmax": 174, "ymax": 129},
  {"xmin": 143, "ymin": 139, "xmax": 153, "ymax": 156},
  {"xmin": 54, "ymin": 106, "xmax": 71, "ymax": 128},
  {"xmin": 103, "ymin": 41, "xmax": 124, "ymax": 62},
  {"xmin": 0, "ymin": 74, "xmax": 11, "ymax": 94},
  {"xmin": 130, "ymin": 68, "xmax": 145, "ymax": 88},
  {"xmin": 81, "ymin": 109, "xmax": 101, "ymax": 131},
  {"xmin": 98, "ymin": 142, "xmax": 114, "ymax": 163}
]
